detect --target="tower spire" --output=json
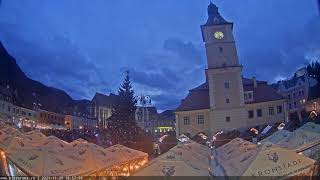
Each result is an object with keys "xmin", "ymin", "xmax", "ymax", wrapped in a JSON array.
[{"xmin": 203, "ymin": 1, "xmax": 232, "ymax": 26}]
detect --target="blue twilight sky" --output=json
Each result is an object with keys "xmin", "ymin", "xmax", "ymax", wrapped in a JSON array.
[{"xmin": 0, "ymin": 0, "xmax": 319, "ymax": 111}]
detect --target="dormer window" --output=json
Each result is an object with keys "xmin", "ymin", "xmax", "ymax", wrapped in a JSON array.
[{"xmin": 244, "ymin": 91, "xmax": 253, "ymax": 102}]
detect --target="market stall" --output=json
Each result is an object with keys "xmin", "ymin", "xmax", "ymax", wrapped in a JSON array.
[
  {"xmin": 242, "ymin": 143, "xmax": 316, "ymax": 177},
  {"xmin": 134, "ymin": 151, "xmax": 207, "ymax": 176},
  {"xmin": 0, "ymin": 128, "xmax": 25, "ymax": 152},
  {"xmin": 169, "ymin": 141, "xmax": 210, "ymax": 172},
  {"xmin": 260, "ymin": 130, "xmax": 292, "ymax": 144},
  {"xmin": 278, "ymin": 123, "xmax": 320, "ymax": 162},
  {"xmin": 211, "ymin": 138, "xmax": 258, "ymax": 176},
  {"xmin": 7, "ymin": 147, "xmax": 90, "ymax": 176},
  {"xmin": 134, "ymin": 141, "xmax": 210, "ymax": 176},
  {"xmin": 211, "ymin": 138, "xmax": 316, "ymax": 177},
  {"xmin": 102, "ymin": 144, "xmax": 148, "ymax": 176},
  {"xmin": 40, "ymin": 136, "xmax": 70, "ymax": 153},
  {"xmin": 61, "ymin": 139, "xmax": 114, "ymax": 175}
]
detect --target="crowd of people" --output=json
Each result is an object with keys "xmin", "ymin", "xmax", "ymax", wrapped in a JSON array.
[{"xmin": 40, "ymin": 128, "xmax": 101, "ymax": 144}]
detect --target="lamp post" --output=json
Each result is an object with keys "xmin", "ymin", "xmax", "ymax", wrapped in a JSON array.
[{"xmin": 32, "ymin": 92, "xmax": 41, "ymax": 130}]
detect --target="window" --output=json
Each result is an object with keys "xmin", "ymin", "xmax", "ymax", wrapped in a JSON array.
[
  {"xmin": 289, "ymin": 103, "xmax": 292, "ymax": 109},
  {"xmin": 244, "ymin": 94, "xmax": 248, "ymax": 100},
  {"xmin": 298, "ymin": 91, "xmax": 301, "ymax": 96},
  {"xmin": 224, "ymin": 81, "xmax": 230, "ymax": 89},
  {"xmin": 7, "ymin": 106, "xmax": 10, "ymax": 112},
  {"xmin": 288, "ymin": 95, "xmax": 291, "ymax": 100},
  {"xmin": 293, "ymin": 93, "xmax": 296, "ymax": 99},
  {"xmin": 226, "ymin": 98, "xmax": 230, "ymax": 104},
  {"xmin": 269, "ymin": 107, "xmax": 275, "ymax": 115},
  {"xmin": 183, "ymin": 116, "xmax": 190, "ymax": 125},
  {"xmin": 226, "ymin": 116, "xmax": 231, "ymax": 122},
  {"xmin": 248, "ymin": 110, "xmax": 254, "ymax": 119},
  {"xmin": 219, "ymin": 47, "xmax": 223, "ymax": 53},
  {"xmin": 198, "ymin": 115, "xmax": 204, "ymax": 124},
  {"xmin": 257, "ymin": 109, "xmax": 262, "ymax": 117},
  {"xmin": 248, "ymin": 93, "xmax": 252, "ymax": 99},
  {"xmin": 301, "ymin": 90, "xmax": 304, "ymax": 96},
  {"xmin": 294, "ymin": 102, "xmax": 297, "ymax": 108},
  {"xmin": 28, "ymin": 113, "xmax": 31, "ymax": 117},
  {"xmin": 277, "ymin": 105, "xmax": 282, "ymax": 114}
]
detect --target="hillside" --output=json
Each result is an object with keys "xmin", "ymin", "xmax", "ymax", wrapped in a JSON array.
[{"xmin": 0, "ymin": 41, "xmax": 76, "ymax": 113}]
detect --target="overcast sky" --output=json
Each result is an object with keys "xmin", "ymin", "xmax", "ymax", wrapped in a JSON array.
[{"xmin": 0, "ymin": 0, "xmax": 319, "ymax": 111}]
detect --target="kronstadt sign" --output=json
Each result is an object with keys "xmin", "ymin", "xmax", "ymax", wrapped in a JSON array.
[{"xmin": 250, "ymin": 159, "xmax": 304, "ymax": 176}]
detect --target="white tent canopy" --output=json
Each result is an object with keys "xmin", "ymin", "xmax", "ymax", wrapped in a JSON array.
[
  {"xmin": 134, "ymin": 151, "xmax": 206, "ymax": 176},
  {"xmin": 211, "ymin": 138, "xmax": 316, "ymax": 177},
  {"xmin": 260, "ymin": 130, "xmax": 292, "ymax": 145},
  {"xmin": 243, "ymin": 143, "xmax": 315, "ymax": 177},
  {"xmin": 8, "ymin": 148, "xmax": 89, "ymax": 176},
  {"xmin": 0, "ymin": 124, "xmax": 149, "ymax": 176},
  {"xmin": 135, "ymin": 141, "xmax": 210, "ymax": 176}
]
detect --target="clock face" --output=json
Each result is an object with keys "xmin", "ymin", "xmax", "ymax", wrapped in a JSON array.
[{"xmin": 214, "ymin": 31, "xmax": 224, "ymax": 40}]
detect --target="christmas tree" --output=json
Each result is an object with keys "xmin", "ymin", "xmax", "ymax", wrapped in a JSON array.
[{"xmin": 108, "ymin": 71, "xmax": 140, "ymax": 144}]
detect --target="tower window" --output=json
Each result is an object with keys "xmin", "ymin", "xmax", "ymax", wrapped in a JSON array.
[
  {"xmin": 257, "ymin": 109, "xmax": 262, "ymax": 117},
  {"xmin": 183, "ymin": 116, "xmax": 190, "ymax": 125},
  {"xmin": 277, "ymin": 106, "xmax": 282, "ymax": 114},
  {"xmin": 226, "ymin": 116, "xmax": 231, "ymax": 122},
  {"xmin": 197, "ymin": 115, "xmax": 204, "ymax": 124},
  {"xmin": 224, "ymin": 81, "xmax": 230, "ymax": 89},
  {"xmin": 248, "ymin": 110, "xmax": 254, "ymax": 119},
  {"xmin": 269, "ymin": 107, "xmax": 275, "ymax": 115},
  {"xmin": 219, "ymin": 47, "xmax": 223, "ymax": 53}
]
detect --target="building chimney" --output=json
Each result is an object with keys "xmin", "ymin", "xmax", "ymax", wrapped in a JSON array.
[{"xmin": 253, "ymin": 76, "xmax": 257, "ymax": 88}]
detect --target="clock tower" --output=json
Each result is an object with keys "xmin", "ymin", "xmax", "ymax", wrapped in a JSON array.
[{"xmin": 201, "ymin": 3, "xmax": 246, "ymax": 133}]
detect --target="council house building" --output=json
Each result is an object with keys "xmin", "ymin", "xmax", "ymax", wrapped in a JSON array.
[{"xmin": 175, "ymin": 3, "xmax": 288, "ymax": 137}]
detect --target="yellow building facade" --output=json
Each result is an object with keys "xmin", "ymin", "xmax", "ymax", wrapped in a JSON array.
[{"xmin": 175, "ymin": 3, "xmax": 287, "ymax": 137}]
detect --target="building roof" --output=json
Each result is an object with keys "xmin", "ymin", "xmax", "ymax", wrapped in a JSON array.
[
  {"xmin": 243, "ymin": 84, "xmax": 283, "ymax": 104},
  {"xmin": 159, "ymin": 110, "xmax": 175, "ymax": 121},
  {"xmin": 176, "ymin": 78, "xmax": 284, "ymax": 112},
  {"xmin": 91, "ymin": 92, "xmax": 117, "ymax": 107},
  {"xmin": 279, "ymin": 75, "xmax": 306, "ymax": 89},
  {"xmin": 176, "ymin": 85, "xmax": 210, "ymax": 112}
]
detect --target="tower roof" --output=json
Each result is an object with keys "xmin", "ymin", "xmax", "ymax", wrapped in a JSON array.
[{"xmin": 202, "ymin": 2, "xmax": 232, "ymax": 27}]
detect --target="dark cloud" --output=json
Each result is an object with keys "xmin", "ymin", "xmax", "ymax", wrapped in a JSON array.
[
  {"xmin": 0, "ymin": 0, "xmax": 319, "ymax": 111},
  {"xmin": 0, "ymin": 24, "xmax": 110, "ymax": 100},
  {"xmin": 241, "ymin": 16, "xmax": 320, "ymax": 82}
]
